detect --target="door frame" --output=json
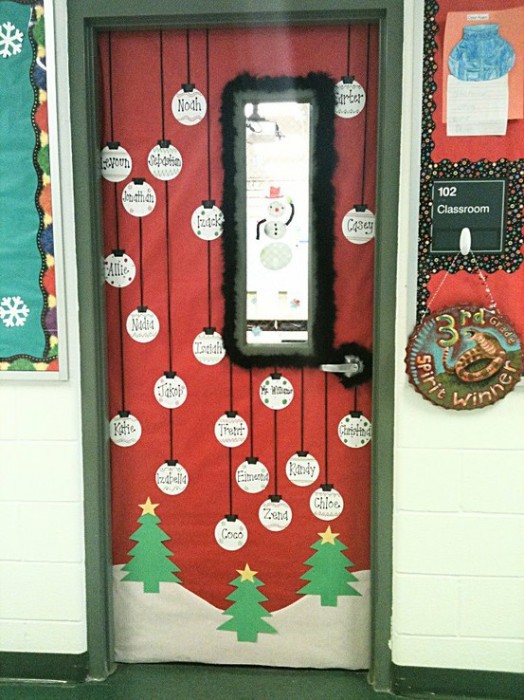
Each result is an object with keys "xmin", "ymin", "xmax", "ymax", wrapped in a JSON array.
[{"xmin": 67, "ymin": 0, "xmax": 403, "ymax": 689}]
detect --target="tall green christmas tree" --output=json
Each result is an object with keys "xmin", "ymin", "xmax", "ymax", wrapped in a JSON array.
[
  {"xmin": 218, "ymin": 564, "xmax": 277, "ymax": 642},
  {"xmin": 121, "ymin": 497, "xmax": 181, "ymax": 593},
  {"xmin": 297, "ymin": 526, "xmax": 360, "ymax": 606}
]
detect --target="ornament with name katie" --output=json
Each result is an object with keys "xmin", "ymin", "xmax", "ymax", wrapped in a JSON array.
[
  {"xmin": 153, "ymin": 372, "xmax": 188, "ymax": 409},
  {"xmin": 334, "ymin": 78, "xmax": 366, "ymax": 118},
  {"xmin": 310, "ymin": 485, "xmax": 344, "ymax": 521},
  {"xmin": 191, "ymin": 202, "xmax": 224, "ymax": 240},
  {"xmin": 259, "ymin": 497, "xmax": 293, "ymax": 531},
  {"xmin": 126, "ymin": 307, "xmax": 160, "ymax": 343},
  {"xmin": 192, "ymin": 328, "xmax": 226, "ymax": 365},
  {"xmin": 338, "ymin": 411, "xmax": 372, "ymax": 448},
  {"xmin": 121, "ymin": 179, "xmax": 156, "ymax": 217},
  {"xmin": 215, "ymin": 516, "xmax": 248, "ymax": 551},
  {"xmin": 172, "ymin": 85, "xmax": 207, "ymax": 125},
  {"xmin": 342, "ymin": 206, "xmax": 375, "ymax": 244},
  {"xmin": 147, "ymin": 142, "xmax": 183, "ymax": 181},
  {"xmin": 235, "ymin": 458, "xmax": 269, "ymax": 494},
  {"xmin": 100, "ymin": 143, "xmax": 132, "ymax": 182},
  {"xmin": 155, "ymin": 460, "xmax": 188, "ymax": 495},
  {"xmin": 104, "ymin": 251, "xmax": 136, "ymax": 288},
  {"xmin": 214, "ymin": 411, "xmax": 248, "ymax": 447},
  {"xmin": 109, "ymin": 411, "xmax": 142, "ymax": 447},
  {"xmin": 285, "ymin": 451, "xmax": 320, "ymax": 487},
  {"xmin": 259, "ymin": 374, "xmax": 294, "ymax": 410}
]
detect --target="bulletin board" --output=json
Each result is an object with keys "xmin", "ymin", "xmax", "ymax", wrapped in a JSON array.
[{"xmin": 0, "ymin": 0, "xmax": 63, "ymax": 376}]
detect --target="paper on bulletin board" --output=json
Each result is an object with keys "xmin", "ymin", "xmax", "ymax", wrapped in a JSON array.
[{"xmin": 443, "ymin": 7, "xmax": 524, "ymax": 135}]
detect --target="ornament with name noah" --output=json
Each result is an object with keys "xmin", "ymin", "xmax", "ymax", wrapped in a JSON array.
[
  {"xmin": 338, "ymin": 411, "xmax": 372, "ymax": 448},
  {"xmin": 259, "ymin": 373, "xmax": 294, "ymax": 410},
  {"xmin": 172, "ymin": 84, "xmax": 207, "ymax": 125},
  {"xmin": 215, "ymin": 515, "xmax": 248, "ymax": 551}
]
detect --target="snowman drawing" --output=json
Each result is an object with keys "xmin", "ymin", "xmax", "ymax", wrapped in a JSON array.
[{"xmin": 257, "ymin": 185, "xmax": 295, "ymax": 271}]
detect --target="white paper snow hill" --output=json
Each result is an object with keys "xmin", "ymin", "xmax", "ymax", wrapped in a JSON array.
[{"xmin": 113, "ymin": 565, "xmax": 370, "ymax": 669}]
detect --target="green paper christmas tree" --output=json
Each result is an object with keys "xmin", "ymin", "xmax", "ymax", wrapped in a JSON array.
[
  {"xmin": 297, "ymin": 526, "xmax": 361, "ymax": 606},
  {"xmin": 121, "ymin": 497, "xmax": 181, "ymax": 593},
  {"xmin": 218, "ymin": 564, "xmax": 277, "ymax": 642}
]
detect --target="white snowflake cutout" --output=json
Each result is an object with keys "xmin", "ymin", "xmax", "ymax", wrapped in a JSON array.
[
  {"xmin": 0, "ymin": 296, "xmax": 30, "ymax": 327},
  {"xmin": 0, "ymin": 21, "xmax": 24, "ymax": 59}
]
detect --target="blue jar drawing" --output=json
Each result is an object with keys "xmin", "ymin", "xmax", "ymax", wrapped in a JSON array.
[{"xmin": 448, "ymin": 24, "xmax": 515, "ymax": 81}]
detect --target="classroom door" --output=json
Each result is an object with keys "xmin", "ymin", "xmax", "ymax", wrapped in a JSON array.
[{"xmin": 99, "ymin": 22, "xmax": 377, "ymax": 669}]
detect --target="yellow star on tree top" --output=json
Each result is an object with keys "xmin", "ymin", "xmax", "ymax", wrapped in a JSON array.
[
  {"xmin": 139, "ymin": 497, "xmax": 159, "ymax": 516},
  {"xmin": 237, "ymin": 564, "xmax": 257, "ymax": 582},
  {"xmin": 318, "ymin": 526, "xmax": 339, "ymax": 545}
]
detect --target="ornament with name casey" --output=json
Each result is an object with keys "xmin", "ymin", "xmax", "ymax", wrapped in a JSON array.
[
  {"xmin": 147, "ymin": 141, "xmax": 183, "ymax": 181},
  {"xmin": 155, "ymin": 460, "xmax": 188, "ymax": 495},
  {"xmin": 259, "ymin": 496, "xmax": 293, "ymax": 532},
  {"xmin": 100, "ymin": 142, "xmax": 132, "ymax": 182},
  {"xmin": 342, "ymin": 206, "xmax": 375, "ymax": 244},
  {"xmin": 153, "ymin": 372, "xmax": 188, "ymax": 409},
  {"xmin": 235, "ymin": 458, "xmax": 269, "ymax": 494},
  {"xmin": 338, "ymin": 411, "xmax": 372, "ymax": 448},
  {"xmin": 310, "ymin": 485, "xmax": 344, "ymax": 521},
  {"xmin": 334, "ymin": 78, "xmax": 366, "ymax": 118},
  {"xmin": 215, "ymin": 516, "xmax": 248, "ymax": 551},
  {"xmin": 121, "ymin": 179, "xmax": 156, "ymax": 217},
  {"xmin": 104, "ymin": 251, "xmax": 136, "ymax": 288},
  {"xmin": 259, "ymin": 373, "xmax": 294, "ymax": 410},
  {"xmin": 172, "ymin": 85, "xmax": 207, "ymax": 125},
  {"xmin": 214, "ymin": 411, "xmax": 248, "ymax": 448},
  {"xmin": 126, "ymin": 307, "xmax": 160, "ymax": 343},
  {"xmin": 192, "ymin": 328, "xmax": 226, "ymax": 365},
  {"xmin": 191, "ymin": 201, "xmax": 224, "ymax": 240},
  {"xmin": 285, "ymin": 451, "xmax": 320, "ymax": 487},
  {"xmin": 109, "ymin": 411, "xmax": 142, "ymax": 447}
]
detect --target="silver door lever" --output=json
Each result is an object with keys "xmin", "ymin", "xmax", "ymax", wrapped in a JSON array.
[{"xmin": 320, "ymin": 354, "xmax": 364, "ymax": 379}]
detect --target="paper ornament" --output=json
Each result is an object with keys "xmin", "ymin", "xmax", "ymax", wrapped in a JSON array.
[
  {"xmin": 100, "ymin": 142, "xmax": 132, "ymax": 182},
  {"xmin": 172, "ymin": 85, "xmax": 207, "ymax": 125},
  {"xmin": 285, "ymin": 451, "xmax": 320, "ymax": 487},
  {"xmin": 235, "ymin": 458, "xmax": 269, "ymax": 494},
  {"xmin": 260, "ymin": 241, "xmax": 292, "ymax": 270},
  {"xmin": 259, "ymin": 373, "xmax": 294, "ymax": 410},
  {"xmin": 147, "ymin": 141, "xmax": 183, "ymax": 181},
  {"xmin": 153, "ymin": 372, "xmax": 188, "ymax": 409},
  {"xmin": 214, "ymin": 411, "xmax": 248, "ymax": 447},
  {"xmin": 310, "ymin": 485, "xmax": 344, "ymax": 521},
  {"xmin": 342, "ymin": 206, "xmax": 375, "ymax": 244},
  {"xmin": 259, "ymin": 496, "xmax": 293, "ymax": 531},
  {"xmin": 191, "ymin": 201, "xmax": 224, "ymax": 240},
  {"xmin": 126, "ymin": 307, "xmax": 160, "ymax": 343},
  {"xmin": 109, "ymin": 411, "xmax": 142, "ymax": 447},
  {"xmin": 155, "ymin": 460, "xmax": 189, "ymax": 495},
  {"xmin": 215, "ymin": 516, "xmax": 248, "ymax": 551},
  {"xmin": 334, "ymin": 78, "xmax": 366, "ymax": 118},
  {"xmin": 121, "ymin": 179, "xmax": 156, "ymax": 217},
  {"xmin": 338, "ymin": 411, "xmax": 372, "ymax": 448},
  {"xmin": 192, "ymin": 328, "xmax": 226, "ymax": 365},
  {"xmin": 104, "ymin": 251, "xmax": 136, "ymax": 288}
]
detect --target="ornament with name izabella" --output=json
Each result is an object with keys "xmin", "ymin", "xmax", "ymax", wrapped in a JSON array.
[
  {"xmin": 109, "ymin": 411, "xmax": 142, "ymax": 447},
  {"xmin": 147, "ymin": 140, "xmax": 183, "ymax": 181},
  {"xmin": 259, "ymin": 373, "xmax": 294, "ymax": 410},
  {"xmin": 310, "ymin": 485, "xmax": 344, "ymax": 521},
  {"xmin": 153, "ymin": 372, "xmax": 188, "ymax": 409},
  {"xmin": 334, "ymin": 78, "xmax": 366, "ymax": 118},
  {"xmin": 342, "ymin": 206, "xmax": 375, "ymax": 244},
  {"xmin": 236, "ymin": 457, "xmax": 269, "ymax": 494},
  {"xmin": 121, "ymin": 179, "xmax": 156, "ymax": 217},
  {"xmin": 215, "ymin": 516, "xmax": 248, "ymax": 551},
  {"xmin": 155, "ymin": 460, "xmax": 189, "ymax": 495},
  {"xmin": 338, "ymin": 411, "xmax": 372, "ymax": 448},
  {"xmin": 259, "ymin": 496, "xmax": 293, "ymax": 532},
  {"xmin": 126, "ymin": 307, "xmax": 160, "ymax": 343},
  {"xmin": 104, "ymin": 251, "xmax": 136, "ymax": 288},
  {"xmin": 172, "ymin": 84, "xmax": 207, "ymax": 125},
  {"xmin": 192, "ymin": 328, "xmax": 226, "ymax": 365},
  {"xmin": 214, "ymin": 411, "xmax": 248, "ymax": 448},
  {"xmin": 100, "ymin": 142, "xmax": 132, "ymax": 182},
  {"xmin": 191, "ymin": 201, "xmax": 224, "ymax": 240},
  {"xmin": 285, "ymin": 451, "xmax": 320, "ymax": 487}
]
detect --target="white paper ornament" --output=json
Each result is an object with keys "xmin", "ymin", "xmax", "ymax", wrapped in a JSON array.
[
  {"xmin": 342, "ymin": 207, "xmax": 375, "ymax": 244},
  {"xmin": 260, "ymin": 242, "xmax": 292, "ymax": 270},
  {"xmin": 259, "ymin": 374, "xmax": 294, "ymax": 410},
  {"xmin": 155, "ymin": 460, "xmax": 189, "ymax": 495},
  {"xmin": 172, "ymin": 85, "xmax": 207, "ymax": 125},
  {"xmin": 285, "ymin": 451, "xmax": 320, "ymax": 487},
  {"xmin": 192, "ymin": 328, "xmax": 226, "ymax": 365},
  {"xmin": 259, "ymin": 497, "xmax": 293, "ymax": 531},
  {"xmin": 153, "ymin": 372, "xmax": 188, "ymax": 409},
  {"xmin": 215, "ymin": 516, "xmax": 248, "ymax": 551},
  {"xmin": 236, "ymin": 458, "xmax": 269, "ymax": 494},
  {"xmin": 214, "ymin": 411, "xmax": 248, "ymax": 447},
  {"xmin": 147, "ymin": 141, "xmax": 183, "ymax": 181},
  {"xmin": 104, "ymin": 251, "xmax": 136, "ymax": 288},
  {"xmin": 191, "ymin": 202, "xmax": 224, "ymax": 240},
  {"xmin": 310, "ymin": 485, "xmax": 344, "ymax": 521},
  {"xmin": 121, "ymin": 179, "xmax": 156, "ymax": 217},
  {"xmin": 126, "ymin": 307, "xmax": 160, "ymax": 343},
  {"xmin": 338, "ymin": 411, "xmax": 372, "ymax": 448},
  {"xmin": 334, "ymin": 78, "xmax": 366, "ymax": 118},
  {"xmin": 100, "ymin": 143, "xmax": 132, "ymax": 182},
  {"xmin": 109, "ymin": 411, "xmax": 142, "ymax": 447}
]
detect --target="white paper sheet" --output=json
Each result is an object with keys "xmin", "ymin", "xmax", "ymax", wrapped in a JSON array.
[{"xmin": 446, "ymin": 74, "xmax": 509, "ymax": 136}]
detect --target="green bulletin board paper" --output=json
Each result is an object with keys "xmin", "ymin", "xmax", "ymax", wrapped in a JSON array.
[{"xmin": 0, "ymin": 1, "xmax": 45, "ymax": 359}]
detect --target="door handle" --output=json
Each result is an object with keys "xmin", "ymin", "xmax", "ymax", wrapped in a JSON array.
[{"xmin": 320, "ymin": 354, "xmax": 364, "ymax": 380}]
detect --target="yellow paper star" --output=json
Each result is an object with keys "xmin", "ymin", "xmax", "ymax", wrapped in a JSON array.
[
  {"xmin": 318, "ymin": 526, "xmax": 339, "ymax": 545},
  {"xmin": 139, "ymin": 497, "xmax": 159, "ymax": 516},
  {"xmin": 237, "ymin": 564, "xmax": 257, "ymax": 582}
]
